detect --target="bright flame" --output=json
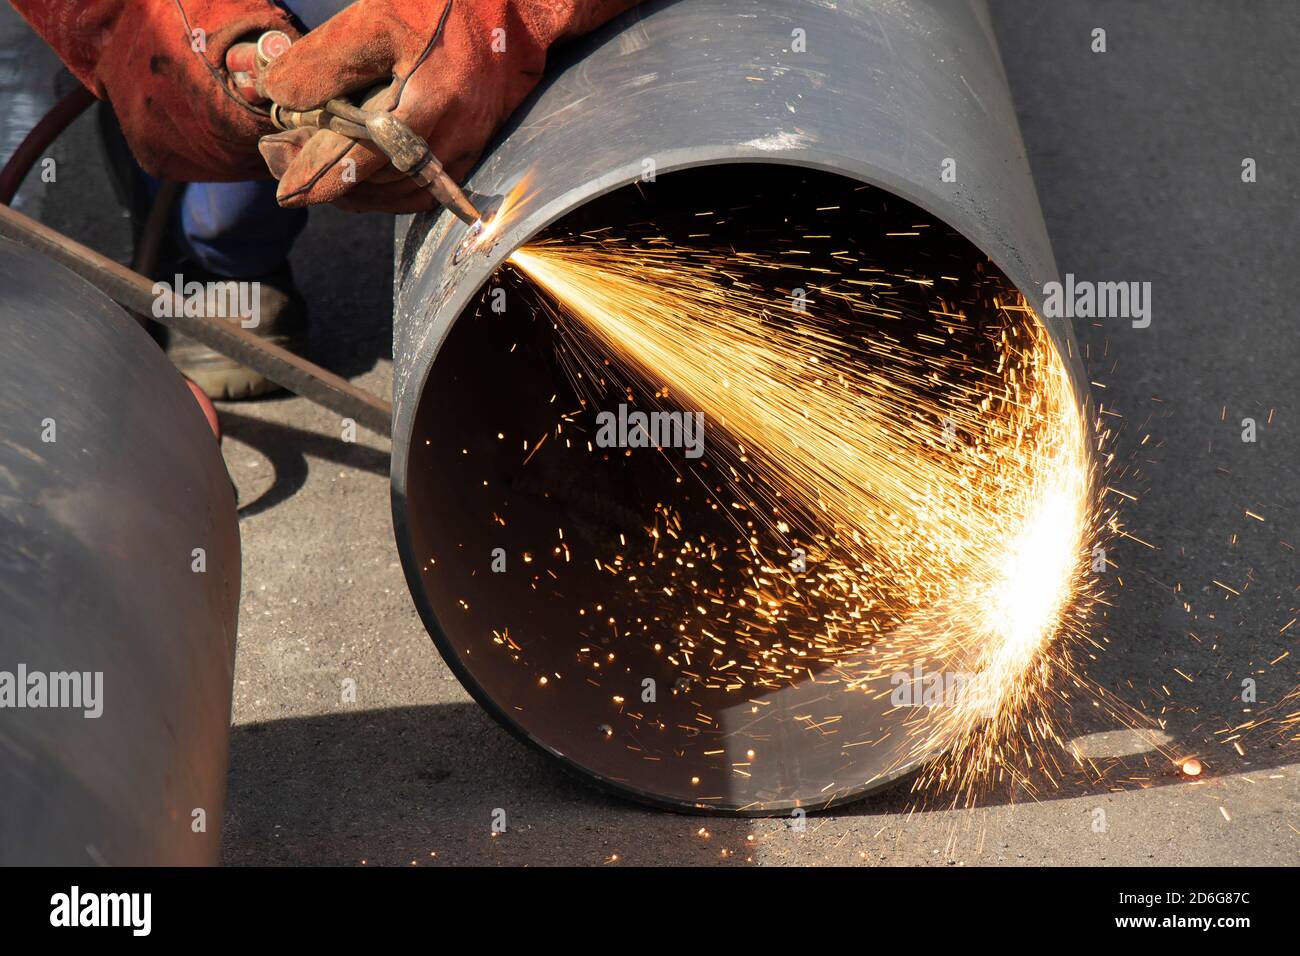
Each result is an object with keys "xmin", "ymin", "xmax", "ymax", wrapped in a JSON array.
[
  {"xmin": 483, "ymin": 171, "xmax": 539, "ymax": 244},
  {"xmin": 982, "ymin": 462, "xmax": 1089, "ymax": 690}
]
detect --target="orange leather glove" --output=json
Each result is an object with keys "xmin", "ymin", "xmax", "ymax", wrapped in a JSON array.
[
  {"xmin": 10, "ymin": 0, "xmax": 300, "ymax": 181},
  {"xmin": 256, "ymin": 0, "xmax": 638, "ymax": 212}
]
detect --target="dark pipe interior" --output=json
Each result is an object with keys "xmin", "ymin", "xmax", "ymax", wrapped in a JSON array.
[{"xmin": 403, "ymin": 165, "xmax": 1024, "ymax": 813}]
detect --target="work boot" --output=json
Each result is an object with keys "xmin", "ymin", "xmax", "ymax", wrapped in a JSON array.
[{"xmin": 162, "ymin": 263, "xmax": 309, "ymax": 401}]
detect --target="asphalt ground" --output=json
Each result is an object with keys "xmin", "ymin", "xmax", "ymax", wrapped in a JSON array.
[{"xmin": 3, "ymin": 0, "xmax": 1296, "ymax": 865}]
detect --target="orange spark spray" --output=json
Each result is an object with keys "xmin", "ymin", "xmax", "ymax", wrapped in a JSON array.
[{"xmin": 504, "ymin": 234, "xmax": 1113, "ymax": 804}]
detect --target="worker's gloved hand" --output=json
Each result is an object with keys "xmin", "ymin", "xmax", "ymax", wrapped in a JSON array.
[
  {"xmin": 11, "ymin": 0, "xmax": 300, "ymax": 181},
  {"xmin": 256, "ymin": 0, "xmax": 637, "ymax": 212}
]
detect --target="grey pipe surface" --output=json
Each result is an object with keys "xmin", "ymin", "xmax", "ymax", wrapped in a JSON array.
[
  {"xmin": 390, "ymin": 0, "xmax": 1080, "ymax": 812},
  {"xmin": 0, "ymin": 238, "xmax": 241, "ymax": 863}
]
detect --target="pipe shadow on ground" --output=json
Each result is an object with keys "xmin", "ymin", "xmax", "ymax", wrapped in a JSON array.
[
  {"xmin": 217, "ymin": 410, "xmax": 389, "ymax": 518},
  {"xmin": 220, "ymin": 702, "xmax": 760, "ymax": 866},
  {"xmin": 220, "ymin": 695, "xmax": 1282, "ymax": 868}
]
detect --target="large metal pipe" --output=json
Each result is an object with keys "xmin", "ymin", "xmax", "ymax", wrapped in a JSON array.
[
  {"xmin": 391, "ymin": 0, "xmax": 1082, "ymax": 813},
  {"xmin": 0, "ymin": 239, "xmax": 241, "ymax": 863}
]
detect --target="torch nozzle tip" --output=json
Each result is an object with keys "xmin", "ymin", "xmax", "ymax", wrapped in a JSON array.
[{"xmin": 453, "ymin": 213, "xmax": 497, "ymax": 264}]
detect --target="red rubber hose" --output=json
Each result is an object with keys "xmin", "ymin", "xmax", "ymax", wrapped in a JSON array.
[{"xmin": 0, "ymin": 84, "xmax": 96, "ymax": 205}]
